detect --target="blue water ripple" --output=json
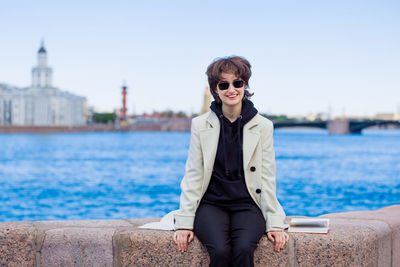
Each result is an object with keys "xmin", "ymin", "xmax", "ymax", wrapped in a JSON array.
[{"xmin": 0, "ymin": 129, "xmax": 399, "ymax": 221}]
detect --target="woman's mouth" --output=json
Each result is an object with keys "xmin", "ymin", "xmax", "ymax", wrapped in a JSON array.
[{"xmin": 226, "ymin": 94, "xmax": 238, "ymax": 99}]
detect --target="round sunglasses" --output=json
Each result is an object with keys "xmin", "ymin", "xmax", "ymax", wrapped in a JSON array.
[{"xmin": 217, "ymin": 79, "xmax": 245, "ymax": 90}]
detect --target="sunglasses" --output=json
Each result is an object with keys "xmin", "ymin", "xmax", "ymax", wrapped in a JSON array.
[{"xmin": 217, "ymin": 79, "xmax": 245, "ymax": 90}]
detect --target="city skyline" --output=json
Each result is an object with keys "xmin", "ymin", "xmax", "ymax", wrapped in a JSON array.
[
  {"xmin": 0, "ymin": 42, "xmax": 86, "ymax": 126},
  {"xmin": 1, "ymin": 0, "xmax": 399, "ymax": 117}
]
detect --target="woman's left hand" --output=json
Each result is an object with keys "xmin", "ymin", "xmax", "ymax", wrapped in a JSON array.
[{"xmin": 267, "ymin": 231, "xmax": 289, "ymax": 252}]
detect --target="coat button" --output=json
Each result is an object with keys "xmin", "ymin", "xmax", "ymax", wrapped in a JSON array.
[
  {"xmin": 250, "ymin": 166, "xmax": 256, "ymax": 172},
  {"xmin": 256, "ymin": 189, "xmax": 261, "ymax": 194}
]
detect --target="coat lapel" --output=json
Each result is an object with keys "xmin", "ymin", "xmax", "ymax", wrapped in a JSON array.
[
  {"xmin": 243, "ymin": 116, "xmax": 260, "ymax": 168},
  {"xmin": 199, "ymin": 112, "xmax": 220, "ymax": 173}
]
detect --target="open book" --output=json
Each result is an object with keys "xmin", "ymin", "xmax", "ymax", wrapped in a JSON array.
[{"xmin": 288, "ymin": 218, "xmax": 330, "ymax": 234}]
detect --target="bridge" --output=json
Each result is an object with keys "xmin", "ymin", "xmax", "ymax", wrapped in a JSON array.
[{"xmin": 272, "ymin": 119, "xmax": 400, "ymax": 134}]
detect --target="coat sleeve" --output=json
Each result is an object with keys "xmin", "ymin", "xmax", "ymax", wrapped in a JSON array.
[
  {"xmin": 260, "ymin": 120, "xmax": 286, "ymax": 232},
  {"xmin": 174, "ymin": 119, "xmax": 204, "ymax": 230}
]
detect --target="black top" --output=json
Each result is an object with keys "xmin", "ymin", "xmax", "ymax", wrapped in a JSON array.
[{"xmin": 202, "ymin": 100, "xmax": 258, "ymax": 204}]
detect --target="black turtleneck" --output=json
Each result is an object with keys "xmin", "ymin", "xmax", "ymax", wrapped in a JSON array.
[{"xmin": 202, "ymin": 100, "xmax": 258, "ymax": 204}]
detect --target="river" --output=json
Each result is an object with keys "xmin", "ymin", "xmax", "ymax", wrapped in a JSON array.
[{"xmin": 0, "ymin": 129, "xmax": 399, "ymax": 221}]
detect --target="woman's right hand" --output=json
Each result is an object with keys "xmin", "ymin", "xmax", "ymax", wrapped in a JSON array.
[{"xmin": 173, "ymin": 230, "xmax": 194, "ymax": 252}]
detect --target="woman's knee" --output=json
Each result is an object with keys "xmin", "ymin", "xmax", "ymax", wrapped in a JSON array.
[
  {"xmin": 210, "ymin": 244, "xmax": 231, "ymax": 259},
  {"xmin": 232, "ymin": 241, "xmax": 256, "ymax": 257}
]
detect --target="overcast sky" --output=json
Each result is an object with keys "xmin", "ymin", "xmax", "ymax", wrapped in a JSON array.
[{"xmin": 1, "ymin": 0, "xmax": 399, "ymax": 116}]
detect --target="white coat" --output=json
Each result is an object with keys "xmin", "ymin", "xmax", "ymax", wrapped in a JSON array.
[{"xmin": 174, "ymin": 110, "xmax": 286, "ymax": 232}]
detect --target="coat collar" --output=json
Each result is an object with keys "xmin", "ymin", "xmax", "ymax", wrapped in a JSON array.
[
  {"xmin": 201, "ymin": 111, "xmax": 261, "ymax": 170},
  {"xmin": 206, "ymin": 111, "xmax": 219, "ymax": 129},
  {"xmin": 205, "ymin": 110, "xmax": 259, "ymax": 129}
]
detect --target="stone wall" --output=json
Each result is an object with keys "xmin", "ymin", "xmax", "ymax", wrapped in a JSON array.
[{"xmin": 0, "ymin": 205, "xmax": 399, "ymax": 267}]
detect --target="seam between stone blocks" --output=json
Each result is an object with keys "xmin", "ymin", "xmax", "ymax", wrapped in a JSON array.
[
  {"xmin": 112, "ymin": 228, "xmax": 117, "ymax": 267},
  {"xmin": 36, "ymin": 251, "xmax": 41, "ymax": 267},
  {"xmin": 287, "ymin": 235, "xmax": 296, "ymax": 267},
  {"xmin": 36, "ymin": 230, "xmax": 48, "ymax": 267},
  {"xmin": 32, "ymin": 223, "xmax": 46, "ymax": 267},
  {"xmin": 113, "ymin": 227, "xmax": 133, "ymax": 267},
  {"xmin": 33, "ymin": 225, "xmax": 39, "ymax": 267},
  {"xmin": 122, "ymin": 219, "xmax": 137, "ymax": 227}
]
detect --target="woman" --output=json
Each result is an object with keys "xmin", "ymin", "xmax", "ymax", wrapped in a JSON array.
[{"xmin": 173, "ymin": 56, "xmax": 288, "ymax": 267}]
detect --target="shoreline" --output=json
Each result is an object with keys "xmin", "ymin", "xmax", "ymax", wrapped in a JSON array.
[
  {"xmin": 0, "ymin": 119, "xmax": 192, "ymax": 133},
  {"xmin": 0, "ymin": 124, "xmax": 399, "ymax": 134}
]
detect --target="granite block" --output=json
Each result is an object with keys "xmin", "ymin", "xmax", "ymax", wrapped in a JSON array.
[
  {"xmin": 292, "ymin": 222, "xmax": 378, "ymax": 267},
  {"xmin": 34, "ymin": 219, "xmax": 133, "ymax": 254},
  {"xmin": 113, "ymin": 229, "xmax": 209, "ymax": 267},
  {"xmin": 113, "ymin": 227, "xmax": 289, "ymax": 267},
  {"xmin": 321, "ymin": 205, "xmax": 400, "ymax": 266},
  {"xmin": 40, "ymin": 227, "xmax": 115, "ymax": 267},
  {"xmin": 254, "ymin": 235, "xmax": 290, "ymax": 267},
  {"xmin": 0, "ymin": 221, "xmax": 37, "ymax": 267},
  {"xmin": 320, "ymin": 218, "xmax": 391, "ymax": 266}
]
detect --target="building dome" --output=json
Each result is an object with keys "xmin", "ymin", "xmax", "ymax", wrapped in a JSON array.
[{"xmin": 38, "ymin": 42, "xmax": 46, "ymax": 54}]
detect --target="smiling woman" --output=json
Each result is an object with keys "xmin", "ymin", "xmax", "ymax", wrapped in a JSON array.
[
  {"xmin": 206, "ymin": 56, "xmax": 253, "ymax": 109},
  {"xmin": 173, "ymin": 56, "xmax": 288, "ymax": 267}
]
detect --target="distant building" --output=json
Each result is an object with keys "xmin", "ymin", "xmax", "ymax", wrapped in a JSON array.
[
  {"xmin": 200, "ymin": 84, "xmax": 211, "ymax": 114},
  {"xmin": 374, "ymin": 113, "xmax": 398, "ymax": 121},
  {"xmin": 0, "ymin": 42, "xmax": 86, "ymax": 126},
  {"xmin": 306, "ymin": 112, "xmax": 329, "ymax": 121}
]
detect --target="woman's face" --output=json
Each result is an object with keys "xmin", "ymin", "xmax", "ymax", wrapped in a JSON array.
[{"xmin": 215, "ymin": 72, "xmax": 245, "ymax": 108}]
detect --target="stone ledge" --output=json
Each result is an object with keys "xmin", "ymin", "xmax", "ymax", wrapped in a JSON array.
[
  {"xmin": 291, "ymin": 220, "xmax": 383, "ymax": 266},
  {"xmin": 321, "ymin": 205, "xmax": 400, "ymax": 267},
  {"xmin": 0, "ymin": 205, "xmax": 398, "ymax": 266}
]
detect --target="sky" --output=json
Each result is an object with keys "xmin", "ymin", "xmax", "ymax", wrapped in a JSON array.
[{"xmin": 1, "ymin": 0, "xmax": 399, "ymax": 116}]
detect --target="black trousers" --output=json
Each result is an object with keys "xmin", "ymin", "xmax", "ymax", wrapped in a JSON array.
[{"xmin": 193, "ymin": 202, "xmax": 266, "ymax": 267}]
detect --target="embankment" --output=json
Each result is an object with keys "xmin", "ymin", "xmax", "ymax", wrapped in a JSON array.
[{"xmin": 0, "ymin": 205, "xmax": 399, "ymax": 266}]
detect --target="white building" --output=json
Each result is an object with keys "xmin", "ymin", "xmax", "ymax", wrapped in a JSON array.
[{"xmin": 0, "ymin": 43, "xmax": 86, "ymax": 126}]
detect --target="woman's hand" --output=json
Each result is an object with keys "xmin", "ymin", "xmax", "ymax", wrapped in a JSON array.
[
  {"xmin": 173, "ymin": 230, "xmax": 194, "ymax": 252},
  {"xmin": 267, "ymin": 231, "xmax": 289, "ymax": 252}
]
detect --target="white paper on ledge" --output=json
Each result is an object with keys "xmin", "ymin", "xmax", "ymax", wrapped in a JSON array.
[
  {"xmin": 290, "ymin": 218, "xmax": 330, "ymax": 227},
  {"xmin": 138, "ymin": 210, "xmax": 178, "ymax": 231}
]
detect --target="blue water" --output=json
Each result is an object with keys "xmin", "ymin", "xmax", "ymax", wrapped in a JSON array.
[{"xmin": 0, "ymin": 129, "xmax": 399, "ymax": 222}]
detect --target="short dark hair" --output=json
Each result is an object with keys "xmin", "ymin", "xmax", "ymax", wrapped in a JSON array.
[{"xmin": 206, "ymin": 56, "xmax": 254, "ymax": 104}]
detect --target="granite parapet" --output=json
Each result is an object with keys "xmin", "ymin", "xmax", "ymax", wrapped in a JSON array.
[{"xmin": 0, "ymin": 205, "xmax": 398, "ymax": 266}]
